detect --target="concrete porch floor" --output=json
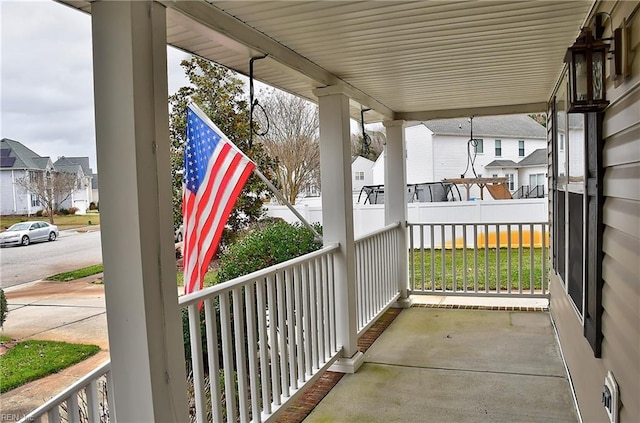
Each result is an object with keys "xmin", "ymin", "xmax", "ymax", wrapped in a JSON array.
[{"xmin": 304, "ymin": 306, "xmax": 578, "ymax": 423}]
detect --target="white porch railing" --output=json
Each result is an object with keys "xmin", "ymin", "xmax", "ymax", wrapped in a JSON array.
[
  {"xmin": 19, "ymin": 223, "xmax": 406, "ymax": 423},
  {"xmin": 408, "ymin": 222, "xmax": 549, "ymax": 297},
  {"xmin": 355, "ymin": 222, "xmax": 401, "ymax": 335},
  {"xmin": 19, "ymin": 361, "xmax": 112, "ymax": 423},
  {"xmin": 179, "ymin": 243, "xmax": 341, "ymax": 423}
]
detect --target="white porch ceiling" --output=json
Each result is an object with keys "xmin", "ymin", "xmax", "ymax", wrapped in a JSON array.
[{"xmin": 58, "ymin": 0, "xmax": 596, "ymax": 122}]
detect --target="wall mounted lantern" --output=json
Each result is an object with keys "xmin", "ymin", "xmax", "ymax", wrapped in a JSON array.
[{"xmin": 565, "ymin": 26, "xmax": 611, "ymax": 113}]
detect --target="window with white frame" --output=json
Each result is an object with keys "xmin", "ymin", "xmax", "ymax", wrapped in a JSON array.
[
  {"xmin": 495, "ymin": 139, "xmax": 502, "ymax": 156},
  {"xmin": 518, "ymin": 140, "xmax": 525, "ymax": 157},
  {"xmin": 474, "ymin": 139, "xmax": 484, "ymax": 154},
  {"xmin": 355, "ymin": 171, "xmax": 365, "ymax": 181},
  {"xmin": 31, "ymin": 194, "xmax": 40, "ymax": 207},
  {"xmin": 506, "ymin": 173, "xmax": 515, "ymax": 190}
]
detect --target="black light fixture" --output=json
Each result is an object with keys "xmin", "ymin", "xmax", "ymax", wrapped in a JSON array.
[{"xmin": 565, "ymin": 17, "xmax": 614, "ymax": 113}]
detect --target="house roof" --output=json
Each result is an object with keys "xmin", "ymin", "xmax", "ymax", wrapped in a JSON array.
[
  {"xmin": 59, "ymin": 1, "xmax": 594, "ymax": 123},
  {"xmin": 54, "ymin": 156, "xmax": 93, "ymax": 176},
  {"xmin": 517, "ymin": 148, "xmax": 547, "ymax": 167},
  {"xmin": 423, "ymin": 115, "xmax": 546, "ymax": 139},
  {"xmin": 0, "ymin": 138, "xmax": 52, "ymax": 170},
  {"xmin": 485, "ymin": 159, "xmax": 519, "ymax": 168}
]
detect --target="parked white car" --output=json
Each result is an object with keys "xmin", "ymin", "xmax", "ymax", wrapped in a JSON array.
[{"xmin": 0, "ymin": 221, "xmax": 59, "ymax": 247}]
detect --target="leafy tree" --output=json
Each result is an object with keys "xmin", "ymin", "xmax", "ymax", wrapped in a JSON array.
[
  {"xmin": 255, "ymin": 89, "xmax": 320, "ymax": 204},
  {"xmin": 169, "ymin": 56, "xmax": 275, "ymax": 249},
  {"xmin": 15, "ymin": 170, "xmax": 77, "ymax": 224}
]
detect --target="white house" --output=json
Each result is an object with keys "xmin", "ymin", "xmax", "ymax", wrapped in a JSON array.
[
  {"xmin": 373, "ymin": 115, "xmax": 547, "ymax": 199},
  {"xmin": 351, "ymin": 155, "xmax": 374, "ymax": 192},
  {"xmin": 0, "ymin": 138, "xmax": 93, "ymax": 215}
]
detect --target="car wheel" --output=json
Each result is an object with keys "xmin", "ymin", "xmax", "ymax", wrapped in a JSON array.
[
  {"xmin": 177, "ymin": 233, "xmax": 183, "ymax": 242},
  {"xmin": 49, "ymin": 232, "xmax": 57, "ymax": 241},
  {"xmin": 21, "ymin": 235, "xmax": 30, "ymax": 246}
]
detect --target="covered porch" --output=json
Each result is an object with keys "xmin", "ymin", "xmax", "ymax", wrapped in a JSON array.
[{"xmin": 23, "ymin": 0, "xmax": 628, "ymax": 422}]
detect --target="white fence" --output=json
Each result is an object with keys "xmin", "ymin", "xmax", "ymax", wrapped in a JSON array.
[{"xmin": 265, "ymin": 198, "xmax": 548, "ymax": 240}]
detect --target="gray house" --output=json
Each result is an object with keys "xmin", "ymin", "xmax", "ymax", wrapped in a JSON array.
[{"xmin": 23, "ymin": 2, "xmax": 640, "ymax": 422}]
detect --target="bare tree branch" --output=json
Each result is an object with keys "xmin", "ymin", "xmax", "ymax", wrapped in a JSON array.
[
  {"xmin": 256, "ymin": 90, "xmax": 320, "ymax": 204},
  {"xmin": 15, "ymin": 170, "xmax": 77, "ymax": 223}
]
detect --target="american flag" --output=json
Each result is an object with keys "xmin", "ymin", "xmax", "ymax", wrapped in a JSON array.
[{"xmin": 182, "ymin": 103, "xmax": 255, "ymax": 296}]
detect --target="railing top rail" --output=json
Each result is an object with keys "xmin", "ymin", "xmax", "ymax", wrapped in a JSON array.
[
  {"xmin": 21, "ymin": 360, "xmax": 112, "ymax": 421},
  {"xmin": 179, "ymin": 242, "xmax": 340, "ymax": 307},
  {"xmin": 408, "ymin": 221, "xmax": 549, "ymax": 226},
  {"xmin": 355, "ymin": 222, "xmax": 401, "ymax": 243}
]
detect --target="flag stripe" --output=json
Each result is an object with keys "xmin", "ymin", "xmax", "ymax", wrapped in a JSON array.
[{"xmin": 182, "ymin": 103, "xmax": 255, "ymax": 296}]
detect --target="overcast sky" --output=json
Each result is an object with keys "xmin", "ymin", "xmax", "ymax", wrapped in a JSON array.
[{"xmin": 1, "ymin": 0, "xmax": 191, "ymax": 173}]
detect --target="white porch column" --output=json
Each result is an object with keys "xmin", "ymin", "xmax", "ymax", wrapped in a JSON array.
[
  {"xmin": 383, "ymin": 120, "xmax": 412, "ymax": 308},
  {"xmin": 313, "ymin": 86, "xmax": 364, "ymax": 373},
  {"xmin": 91, "ymin": 2, "xmax": 189, "ymax": 421}
]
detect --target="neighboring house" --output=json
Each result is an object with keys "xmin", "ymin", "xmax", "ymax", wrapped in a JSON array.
[
  {"xmin": 91, "ymin": 173, "xmax": 99, "ymax": 204},
  {"xmin": 373, "ymin": 115, "xmax": 547, "ymax": 200},
  {"xmin": 351, "ymin": 156, "xmax": 374, "ymax": 192},
  {"xmin": 486, "ymin": 148, "xmax": 548, "ymax": 198},
  {"xmin": 53, "ymin": 156, "xmax": 94, "ymax": 213},
  {"xmin": 0, "ymin": 138, "xmax": 93, "ymax": 215}
]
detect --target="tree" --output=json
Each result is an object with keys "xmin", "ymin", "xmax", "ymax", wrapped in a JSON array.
[
  {"xmin": 169, "ymin": 56, "xmax": 275, "ymax": 248},
  {"xmin": 15, "ymin": 170, "xmax": 77, "ymax": 223},
  {"xmin": 255, "ymin": 89, "xmax": 320, "ymax": 204}
]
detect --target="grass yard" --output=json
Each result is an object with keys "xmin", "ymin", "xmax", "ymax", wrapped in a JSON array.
[
  {"xmin": 0, "ymin": 214, "xmax": 100, "ymax": 231},
  {"xmin": 410, "ymin": 247, "xmax": 547, "ymax": 291},
  {"xmin": 0, "ymin": 340, "xmax": 100, "ymax": 393},
  {"xmin": 46, "ymin": 264, "xmax": 104, "ymax": 282}
]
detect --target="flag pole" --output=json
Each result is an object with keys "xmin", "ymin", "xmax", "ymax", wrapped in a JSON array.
[{"xmin": 253, "ymin": 168, "xmax": 323, "ymax": 242}]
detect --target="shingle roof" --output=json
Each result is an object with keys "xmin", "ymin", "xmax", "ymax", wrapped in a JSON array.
[
  {"xmin": 54, "ymin": 156, "xmax": 93, "ymax": 176},
  {"xmin": 485, "ymin": 159, "xmax": 518, "ymax": 168},
  {"xmin": 0, "ymin": 138, "xmax": 52, "ymax": 170},
  {"xmin": 517, "ymin": 148, "xmax": 547, "ymax": 167},
  {"xmin": 423, "ymin": 114, "xmax": 546, "ymax": 139}
]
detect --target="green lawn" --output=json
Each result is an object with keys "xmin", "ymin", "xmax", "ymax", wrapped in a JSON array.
[
  {"xmin": 410, "ymin": 247, "xmax": 547, "ymax": 291},
  {"xmin": 0, "ymin": 340, "xmax": 100, "ymax": 393},
  {"xmin": 0, "ymin": 214, "xmax": 100, "ymax": 231}
]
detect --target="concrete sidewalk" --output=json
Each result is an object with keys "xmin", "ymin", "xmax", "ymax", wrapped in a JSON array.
[{"xmin": 1, "ymin": 277, "xmax": 109, "ymax": 417}]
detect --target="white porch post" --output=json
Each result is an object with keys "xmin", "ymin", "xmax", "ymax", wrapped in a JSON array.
[
  {"xmin": 313, "ymin": 86, "xmax": 364, "ymax": 373},
  {"xmin": 383, "ymin": 120, "xmax": 412, "ymax": 308},
  {"xmin": 91, "ymin": 2, "xmax": 189, "ymax": 421}
]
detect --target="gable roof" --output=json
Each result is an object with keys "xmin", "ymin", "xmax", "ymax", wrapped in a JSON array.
[
  {"xmin": 0, "ymin": 138, "xmax": 53, "ymax": 170},
  {"xmin": 485, "ymin": 159, "xmax": 519, "ymax": 168},
  {"xmin": 54, "ymin": 156, "xmax": 93, "ymax": 176},
  {"xmin": 423, "ymin": 115, "xmax": 546, "ymax": 140},
  {"xmin": 517, "ymin": 148, "xmax": 547, "ymax": 167}
]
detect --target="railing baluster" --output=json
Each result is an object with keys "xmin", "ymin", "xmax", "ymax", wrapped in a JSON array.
[
  {"xmin": 276, "ymin": 271, "xmax": 289, "ymax": 397},
  {"xmin": 204, "ymin": 298, "xmax": 224, "ymax": 422},
  {"xmin": 496, "ymin": 224, "xmax": 501, "ymax": 294},
  {"xmin": 519, "ymin": 224, "xmax": 524, "ymax": 294},
  {"xmin": 68, "ymin": 394, "xmax": 79, "ymax": 423},
  {"xmin": 484, "ymin": 224, "xmax": 489, "ymax": 293},
  {"xmin": 220, "ymin": 293, "xmax": 237, "ymax": 423},
  {"xmin": 188, "ymin": 303, "xmax": 206, "ymax": 423},
  {"xmin": 302, "ymin": 263, "xmax": 313, "ymax": 377},
  {"xmin": 409, "ymin": 224, "xmax": 415, "ymax": 290},
  {"xmin": 542, "ymin": 224, "xmax": 547, "ymax": 295},
  {"xmin": 441, "ymin": 224, "xmax": 446, "ymax": 291},
  {"xmin": 310, "ymin": 259, "xmax": 319, "ymax": 370},
  {"xmin": 463, "ymin": 224, "xmax": 468, "ymax": 293},
  {"xmin": 452, "ymin": 224, "xmax": 457, "ymax": 292},
  {"xmin": 267, "ymin": 274, "xmax": 282, "ymax": 405},
  {"xmin": 321, "ymin": 255, "xmax": 331, "ymax": 359},
  {"xmin": 244, "ymin": 282, "xmax": 261, "ymax": 421},
  {"xmin": 430, "ymin": 224, "xmax": 435, "ymax": 292},
  {"xmin": 507, "ymin": 225, "xmax": 512, "ymax": 294},
  {"xmin": 294, "ymin": 265, "xmax": 305, "ymax": 383},
  {"xmin": 86, "ymin": 380, "xmax": 100, "ymax": 423},
  {"xmin": 328, "ymin": 254, "xmax": 337, "ymax": 353},
  {"xmin": 285, "ymin": 268, "xmax": 297, "ymax": 390},
  {"xmin": 530, "ymin": 223, "xmax": 535, "ymax": 294},
  {"xmin": 232, "ymin": 287, "xmax": 250, "ymax": 422},
  {"xmin": 474, "ymin": 224, "xmax": 479, "ymax": 292}
]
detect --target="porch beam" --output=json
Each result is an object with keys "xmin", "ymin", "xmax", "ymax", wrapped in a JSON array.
[
  {"xmin": 314, "ymin": 86, "xmax": 364, "ymax": 373},
  {"xmin": 383, "ymin": 120, "xmax": 412, "ymax": 308},
  {"xmin": 90, "ymin": 1, "xmax": 188, "ymax": 421},
  {"xmin": 164, "ymin": 1, "xmax": 395, "ymax": 120},
  {"xmin": 396, "ymin": 102, "xmax": 548, "ymax": 121}
]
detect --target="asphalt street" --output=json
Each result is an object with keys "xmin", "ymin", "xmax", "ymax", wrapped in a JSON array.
[{"xmin": 0, "ymin": 227, "xmax": 102, "ymax": 289}]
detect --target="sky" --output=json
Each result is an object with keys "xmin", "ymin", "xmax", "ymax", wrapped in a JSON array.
[
  {"xmin": 1, "ymin": 0, "xmax": 190, "ymax": 173},
  {"xmin": 0, "ymin": 1, "xmax": 368, "ymax": 175}
]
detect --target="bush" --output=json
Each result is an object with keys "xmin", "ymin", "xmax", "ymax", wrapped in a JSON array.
[
  {"xmin": 68, "ymin": 207, "xmax": 78, "ymax": 215},
  {"xmin": 182, "ymin": 220, "xmax": 322, "ymax": 371},
  {"xmin": 216, "ymin": 220, "xmax": 323, "ymax": 283},
  {"xmin": 58, "ymin": 208, "xmax": 69, "ymax": 215},
  {"xmin": 35, "ymin": 210, "xmax": 43, "ymax": 217},
  {"xmin": 0, "ymin": 289, "xmax": 7, "ymax": 329},
  {"xmin": 89, "ymin": 202, "xmax": 98, "ymax": 211}
]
